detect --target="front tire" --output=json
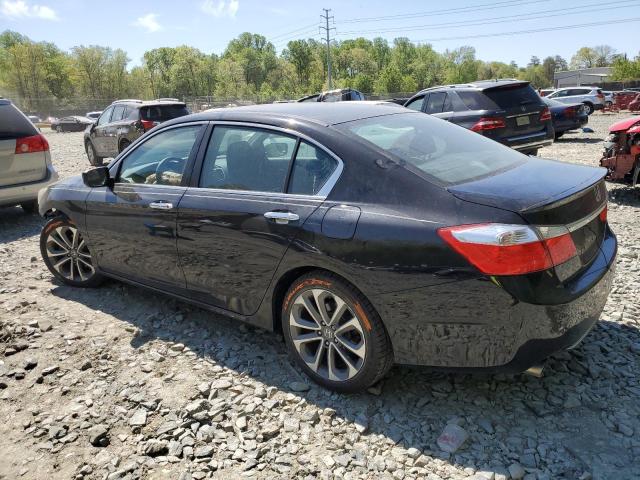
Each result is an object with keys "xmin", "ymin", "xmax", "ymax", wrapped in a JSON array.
[
  {"xmin": 86, "ymin": 141, "xmax": 104, "ymax": 166},
  {"xmin": 40, "ymin": 217, "xmax": 103, "ymax": 287},
  {"xmin": 282, "ymin": 272, "xmax": 393, "ymax": 393}
]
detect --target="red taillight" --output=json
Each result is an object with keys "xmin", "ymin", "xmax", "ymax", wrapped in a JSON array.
[
  {"xmin": 437, "ymin": 223, "xmax": 577, "ymax": 276},
  {"xmin": 470, "ymin": 117, "xmax": 506, "ymax": 132},
  {"xmin": 539, "ymin": 107, "xmax": 551, "ymax": 122},
  {"xmin": 599, "ymin": 206, "xmax": 607, "ymax": 222},
  {"xmin": 15, "ymin": 134, "xmax": 49, "ymax": 154},
  {"xmin": 140, "ymin": 119, "xmax": 156, "ymax": 131},
  {"xmin": 597, "ymin": 93, "xmax": 604, "ymax": 99},
  {"xmin": 563, "ymin": 106, "xmax": 576, "ymax": 118}
]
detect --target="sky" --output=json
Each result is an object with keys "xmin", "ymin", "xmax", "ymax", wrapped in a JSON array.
[{"xmin": 1, "ymin": 0, "xmax": 638, "ymax": 68}]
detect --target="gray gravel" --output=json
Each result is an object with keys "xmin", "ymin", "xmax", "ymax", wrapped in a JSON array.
[{"xmin": 1, "ymin": 116, "xmax": 639, "ymax": 479}]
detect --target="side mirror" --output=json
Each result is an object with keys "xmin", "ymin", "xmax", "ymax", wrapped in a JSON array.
[{"xmin": 82, "ymin": 166, "xmax": 111, "ymax": 188}]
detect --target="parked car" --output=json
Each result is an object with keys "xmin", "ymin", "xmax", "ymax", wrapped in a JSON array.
[
  {"xmin": 613, "ymin": 91, "xmax": 639, "ymax": 110},
  {"xmin": 602, "ymin": 91, "xmax": 614, "ymax": 107},
  {"xmin": 298, "ymin": 88, "xmax": 365, "ymax": 103},
  {"xmin": 600, "ymin": 116, "xmax": 640, "ymax": 184},
  {"xmin": 545, "ymin": 86, "xmax": 605, "ymax": 114},
  {"xmin": 629, "ymin": 94, "xmax": 640, "ymax": 112},
  {"xmin": 0, "ymin": 98, "xmax": 58, "ymax": 213},
  {"xmin": 51, "ymin": 116, "xmax": 94, "ymax": 132},
  {"xmin": 404, "ymin": 79, "xmax": 554, "ymax": 155},
  {"xmin": 27, "ymin": 115, "xmax": 42, "ymax": 123},
  {"xmin": 86, "ymin": 111, "xmax": 102, "ymax": 121},
  {"xmin": 538, "ymin": 88, "xmax": 555, "ymax": 97},
  {"xmin": 84, "ymin": 98, "xmax": 189, "ymax": 166},
  {"xmin": 542, "ymin": 97, "xmax": 588, "ymax": 139},
  {"xmin": 38, "ymin": 102, "xmax": 616, "ymax": 392}
]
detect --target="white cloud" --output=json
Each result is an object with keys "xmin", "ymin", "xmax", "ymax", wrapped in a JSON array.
[
  {"xmin": 132, "ymin": 13, "xmax": 162, "ymax": 33},
  {"xmin": 1, "ymin": 0, "xmax": 58, "ymax": 20},
  {"xmin": 201, "ymin": 0, "xmax": 239, "ymax": 18}
]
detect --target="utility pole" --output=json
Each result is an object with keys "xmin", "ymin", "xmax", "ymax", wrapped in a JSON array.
[{"xmin": 320, "ymin": 8, "xmax": 335, "ymax": 89}]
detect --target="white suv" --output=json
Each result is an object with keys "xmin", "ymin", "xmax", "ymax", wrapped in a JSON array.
[
  {"xmin": 0, "ymin": 99, "xmax": 58, "ymax": 213},
  {"xmin": 546, "ymin": 87, "xmax": 605, "ymax": 114}
]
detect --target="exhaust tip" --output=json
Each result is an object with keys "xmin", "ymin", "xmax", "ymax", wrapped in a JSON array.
[{"xmin": 524, "ymin": 365, "xmax": 544, "ymax": 378}]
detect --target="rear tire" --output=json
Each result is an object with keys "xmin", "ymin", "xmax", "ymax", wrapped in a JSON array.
[
  {"xmin": 583, "ymin": 102, "xmax": 595, "ymax": 115},
  {"xmin": 86, "ymin": 141, "xmax": 103, "ymax": 166},
  {"xmin": 40, "ymin": 217, "xmax": 103, "ymax": 288},
  {"xmin": 56, "ymin": 125, "xmax": 62, "ymax": 133},
  {"xmin": 20, "ymin": 201, "xmax": 38, "ymax": 214},
  {"xmin": 281, "ymin": 271, "xmax": 393, "ymax": 393},
  {"xmin": 522, "ymin": 149, "xmax": 539, "ymax": 156},
  {"xmin": 554, "ymin": 132, "xmax": 564, "ymax": 139}
]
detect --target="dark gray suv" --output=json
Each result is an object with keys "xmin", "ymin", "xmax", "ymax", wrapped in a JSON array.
[
  {"xmin": 84, "ymin": 99, "xmax": 189, "ymax": 165},
  {"xmin": 404, "ymin": 80, "xmax": 554, "ymax": 155}
]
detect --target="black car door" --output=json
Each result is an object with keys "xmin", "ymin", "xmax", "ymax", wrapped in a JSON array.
[
  {"xmin": 176, "ymin": 123, "xmax": 341, "ymax": 316},
  {"xmin": 84, "ymin": 122, "xmax": 207, "ymax": 294}
]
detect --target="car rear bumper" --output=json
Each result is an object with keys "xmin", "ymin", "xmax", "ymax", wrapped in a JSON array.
[
  {"xmin": 502, "ymin": 130, "xmax": 554, "ymax": 152},
  {"xmin": 376, "ymin": 227, "xmax": 616, "ymax": 371},
  {"xmin": 0, "ymin": 164, "xmax": 58, "ymax": 207}
]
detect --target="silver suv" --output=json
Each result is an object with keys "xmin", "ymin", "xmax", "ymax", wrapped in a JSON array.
[
  {"xmin": 546, "ymin": 87, "xmax": 605, "ymax": 114},
  {"xmin": 0, "ymin": 99, "xmax": 58, "ymax": 213}
]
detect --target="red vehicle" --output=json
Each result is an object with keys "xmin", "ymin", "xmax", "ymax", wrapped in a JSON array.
[
  {"xmin": 600, "ymin": 117, "xmax": 640, "ymax": 183},
  {"xmin": 629, "ymin": 94, "xmax": 640, "ymax": 112},
  {"xmin": 614, "ymin": 91, "xmax": 639, "ymax": 110}
]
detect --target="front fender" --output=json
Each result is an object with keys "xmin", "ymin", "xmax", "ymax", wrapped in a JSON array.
[{"xmin": 38, "ymin": 176, "xmax": 91, "ymax": 232}]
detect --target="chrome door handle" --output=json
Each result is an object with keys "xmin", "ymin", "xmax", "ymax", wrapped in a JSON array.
[
  {"xmin": 264, "ymin": 211, "xmax": 299, "ymax": 224},
  {"xmin": 149, "ymin": 201, "xmax": 173, "ymax": 210}
]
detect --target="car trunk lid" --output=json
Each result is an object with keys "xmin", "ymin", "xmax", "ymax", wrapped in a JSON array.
[{"xmin": 448, "ymin": 157, "xmax": 608, "ymax": 276}]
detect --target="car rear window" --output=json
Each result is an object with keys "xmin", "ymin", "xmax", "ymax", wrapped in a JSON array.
[
  {"xmin": 459, "ymin": 84, "xmax": 540, "ymax": 111},
  {"xmin": 0, "ymin": 103, "xmax": 37, "ymax": 139},
  {"xmin": 335, "ymin": 112, "xmax": 525, "ymax": 185},
  {"xmin": 140, "ymin": 104, "xmax": 189, "ymax": 122}
]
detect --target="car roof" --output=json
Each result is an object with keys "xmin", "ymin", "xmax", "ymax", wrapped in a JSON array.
[
  {"xmin": 110, "ymin": 99, "xmax": 186, "ymax": 107},
  {"xmin": 177, "ymin": 101, "xmax": 409, "ymax": 127},
  {"xmin": 414, "ymin": 79, "xmax": 530, "ymax": 95}
]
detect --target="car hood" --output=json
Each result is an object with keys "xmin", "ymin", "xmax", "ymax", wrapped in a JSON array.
[
  {"xmin": 447, "ymin": 157, "xmax": 606, "ymax": 213},
  {"xmin": 609, "ymin": 117, "xmax": 640, "ymax": 133}
]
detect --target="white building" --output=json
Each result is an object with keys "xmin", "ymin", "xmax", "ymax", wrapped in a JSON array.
[{"xmin": 553, "ymin": 67, "xmax": 612, "ymax": 88}]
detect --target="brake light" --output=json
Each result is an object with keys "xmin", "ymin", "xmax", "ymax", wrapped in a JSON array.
[
  {"xmin": 437, "ymin": 223, "xmax": 577, "ymax": 276},
  {"xmin": 564, "ymin": 106, "xmax": 576, "ymax": 118},
  {"xmin": 140, "ymin": 119, "xmax": 156, "ymax": 131},
  {"xmin": 539, "ymin": 107, "xmax": 551, "ymax": 121},
  {"xmin": 470, "ymin": 117, "xmax": 506, "ymax": 132},
  {"xmin": 599, "ymin": 206, "xmax": 607, "ymax": 222},
  {"xmin": 15, "ymin": 134, "xmax": 49, "ymax": 154}
]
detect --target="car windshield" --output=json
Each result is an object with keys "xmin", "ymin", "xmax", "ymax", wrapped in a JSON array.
[{"xmin": 335, "ymin": 112, "xmax": 525, "ymax": 185}]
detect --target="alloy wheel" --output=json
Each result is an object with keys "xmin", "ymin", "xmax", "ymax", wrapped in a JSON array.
[
  {"xmin": 288, "ymin": 288, "xmax": 366, "ymax": 382},
  {"xmin": 44, "ymin": 225, "xmax": 95, "ymax": 282}
]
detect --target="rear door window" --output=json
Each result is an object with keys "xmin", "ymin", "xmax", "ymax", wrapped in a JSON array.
[
  {"xmin": 288, "ymin": 141, "xmax": 338, "ymax": 195},
  {"xmin": 199, "ymin": 126, "xmax": 295, "ymax": 192},
  {"xmin": 457, "ymin": 91, "xmax": 496, "ymax": 110},
  {"xmin": 111, "ymin": 105, "xmax": 125, "ymax": 122},
  {"xmin": 0, "ymin": 104, "xmax": 37, "ymax": 139}
]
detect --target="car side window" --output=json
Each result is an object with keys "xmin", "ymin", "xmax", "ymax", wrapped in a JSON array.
[
  {"xmin": 405, "ymin": 96, "xmax": 425, "ymax": 111},
  {"xmin": 111, "ymin": 105, "xmax": 125, "ymax": 122},
  {"xmin": 199, "ymin": 126, "xmax": 295, "ymax": 192},
  {"xmin": 117, "ymin": 125, "xmax": 203, "ymax": 185},
  {"xmin": 442, "ymin": 93, "xmax": 454, "ymax": 112},
  {"xmin": 425, "ymin": 92, "xmax": 446, "ymax": 114},
  {"xmin": 97, "ymin": 107, "xmax": 113, "ymax": 126},
  {"xmin": 288, "ymin": 141, "xmax": 338, "ymax": 195}
]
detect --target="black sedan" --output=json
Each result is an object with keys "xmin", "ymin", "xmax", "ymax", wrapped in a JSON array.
[
  {"xmin": 51, "ymin": 116, "xmax": 94, "ymax": 132},
  {"xmin": 543, "ymin": 97, "xmax": 589, "ymax": 139},
  {"xmin": 37, "ymin": 102, "xmax": 616, "ymax": 392}
]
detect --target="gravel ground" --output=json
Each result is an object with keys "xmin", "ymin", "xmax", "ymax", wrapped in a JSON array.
[{"xmin": 1, "ymin": 114, "xmax": 639, "ymax": 480}]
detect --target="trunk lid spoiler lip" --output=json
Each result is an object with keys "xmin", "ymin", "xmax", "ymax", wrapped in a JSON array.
[{"xmin": 447, "ymin": 161, "xmax": 607, "ymax": 214}]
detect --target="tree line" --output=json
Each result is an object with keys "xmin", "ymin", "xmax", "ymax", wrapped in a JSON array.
[{"xmin": 0, "ymin": 28, "xmax": 633, "ymax": 114}]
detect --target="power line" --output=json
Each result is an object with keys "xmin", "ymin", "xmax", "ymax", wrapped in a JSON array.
[
  {"xmin": 320, "ymin": 8, "xmax": 336, "ymax": 89},
  {"xmin": 268, "ymin": 22, "xmax": 320, "ymax": 41},
  {"xmin": 337, "ymin": 0, "xmax": 640, "ymax": 35},
  {"xmin": 407, "ymin": 16, "xmax": 640, "ymax": 42},
  {"xmin": 339, "ymin": 0, "xmax": 550, "ymax": 24}
]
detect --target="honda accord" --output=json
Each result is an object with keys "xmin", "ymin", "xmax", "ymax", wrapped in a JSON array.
[{"xmin": 37, "ymin": 102, "xmax": 616, "ymax": 392}]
